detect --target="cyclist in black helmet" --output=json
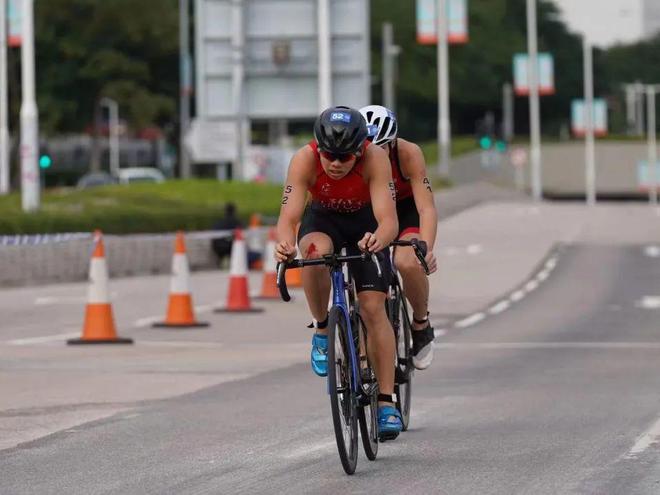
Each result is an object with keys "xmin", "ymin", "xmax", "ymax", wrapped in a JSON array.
[{"xmin": 275, "ymin": 106, "xmax": 405, "ymax": 439}]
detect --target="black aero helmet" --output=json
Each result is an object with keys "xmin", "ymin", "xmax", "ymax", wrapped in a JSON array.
[{"xmin": 314, "ymin": 106, "xmax": 368, "ymax": 155}]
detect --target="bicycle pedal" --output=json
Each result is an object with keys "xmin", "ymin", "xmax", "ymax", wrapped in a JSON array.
[{"xmin": 378, "ymin": 430, "xmax": 400, "ymax": 442}]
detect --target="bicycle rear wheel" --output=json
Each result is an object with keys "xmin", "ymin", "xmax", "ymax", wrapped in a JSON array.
[
  {"xmin": 327, "ymin": 306, "xmax": 359, "ymax": 474},
  {"xmin": 356, "ymin": 316, "xmax": 378, "ymax": 461},
  {"xmin": 394, "ymin": 289, "xmax": 413, "ymax": 431}
]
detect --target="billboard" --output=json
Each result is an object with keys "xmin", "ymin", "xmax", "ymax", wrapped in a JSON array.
[
  {"xmin": 571, "ymin": 99, "xmax": 608, "ymax": 137},
  {"xmin": 8, "ymin": 0, "xmax": 21, "ymax": 47},
  {"xmin": 416, "ymin": 0, "xmax": 468, "ymax": 45},
  {"xmin": 195, "ymin": 0, "xmax": 370, "ymax": 120},
  {"xmin": 513, "ymin": 53, "xmax": 555, "ymax": 96}
]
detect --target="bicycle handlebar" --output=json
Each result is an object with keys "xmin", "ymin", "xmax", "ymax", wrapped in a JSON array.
[
  {"xmin": 276, "ymin": 252, "xmax": 382, "ymax": 302},
  {"xmin": 391, "ymin": 238, "xmax": 430, "ymax": 275}
]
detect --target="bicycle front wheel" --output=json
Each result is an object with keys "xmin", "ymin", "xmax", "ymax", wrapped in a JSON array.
[
  {"xmin": 394, "ymin": 291, "xmax": 413, "ymax": 431},
  {"xmin": 327, "ymin": 306, "xmax": 359, "ymax": 475}
]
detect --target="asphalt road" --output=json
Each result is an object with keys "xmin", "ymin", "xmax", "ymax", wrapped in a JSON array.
[{"xmin": 2, "ymin": 241, "xmax": 660, "ymax": 494}]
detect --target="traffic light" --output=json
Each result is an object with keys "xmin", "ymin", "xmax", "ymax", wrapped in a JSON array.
[
  {"xmin": 39, "ymin": 154, "xmax": 52, "ymax": 169},
  {"xmin": 479, "ymin": 135, "xmax": 493, "ymax": 150},
  {"xmin": 494, "ymin": 123, "xmax": 508, "ymax": 153},
  {"xmin": 476, "ymin": 112, "xmax": 496, "ymax": 151}
]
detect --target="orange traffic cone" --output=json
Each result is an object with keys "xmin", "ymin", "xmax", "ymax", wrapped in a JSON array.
[
  {"xmin": 153, "ymin": 232, "xmax": 209, "ymax": 328},
  {"xmin": 247, "ymin": 213, "xmax": 263, "ymax": 270},
  {"xmin": 215, "ymin": 228, "xmax": 264, "ymax": 313},
  {"xmin": 254, "ymin": 228, "xmax": 280, "ymax": 300},
  {"xmin": 68, "ymin": 231, "xmax": 133, "ymax": 345}
]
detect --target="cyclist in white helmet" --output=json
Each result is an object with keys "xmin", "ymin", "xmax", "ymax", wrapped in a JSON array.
[{"xmin": 360, "ymin": 105, "xmax": 438, "ymax": 370}]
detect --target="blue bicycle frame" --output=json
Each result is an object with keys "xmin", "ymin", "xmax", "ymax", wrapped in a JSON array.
[{"xmin": 329, "ymin": 268, "xmax": 360, "ymax": 394}]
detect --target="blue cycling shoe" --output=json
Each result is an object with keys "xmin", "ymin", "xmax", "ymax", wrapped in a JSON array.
[
  {"xmin": 378, "ymin": 405, "xmax": 403, "ymax": 441},
  {"xmin": 311, "ymin": 333, "xmax": 328, "ymax": 377}
]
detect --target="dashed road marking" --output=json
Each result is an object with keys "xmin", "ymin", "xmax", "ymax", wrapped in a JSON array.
[
  {"xmin": 455, "ymin": 313, "xmax": 486, "ymax": 328},
  {"xmin": 488, "ymin": 300, "xmax": 511, "ymax": 315},
  {"xmin": 434, "ymin": 328, "xmax": 447, "ymax": 337},
  {"xmin": 6, "ymin": 332, "xmax": 80, "ymax": 345},
  {"xmin": 466, "ymin": 244, "xmax": 483, "ymax": 255},
  {"xmin": 635, "ymin": 296, "xmax": 660, "ymax": 310},
  {"xmin": 525, "ymin": 280, "xmax": 539, "ymax": 292},
  {"xmin": 644, "ymin": 246, "xmax": 660, "ymax": 258},
  {"xmin": 510, "ymin": 290, "xmax": 525, "ymax": 302},
  {"xmin": 626, "ymin": 416, "xmax": 660, "ymax": 459}
]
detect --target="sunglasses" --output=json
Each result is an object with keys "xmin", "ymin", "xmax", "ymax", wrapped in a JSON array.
[{"xmin": 320, "ymin": 150, "xmax": 356, "ymax": 163}]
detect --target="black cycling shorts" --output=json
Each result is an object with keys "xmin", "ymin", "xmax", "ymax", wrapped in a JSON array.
[
  {"xmin": 298, "ymin": 203, "xmax": 392, "ymax": 293},
  {"xmin": 396, "ymin": 196, "xmax": 420, "ymax": 238}
]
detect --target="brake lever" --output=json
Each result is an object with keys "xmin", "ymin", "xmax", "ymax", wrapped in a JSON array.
[
  {"xmin": 370, "ymin": 253, "xmax": 382, "ymax": 278},
  {"xmin": 411, "ymin": 239, "xmax": 430, "ymax": 276}
]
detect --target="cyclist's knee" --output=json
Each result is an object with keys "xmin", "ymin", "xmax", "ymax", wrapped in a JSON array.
[
  {"xmin": 358, "ymin": 293, "xmax": 387, "ymax": 322},
  {"xmin": 395, "ymin": 250, "xmax": 422, "ymax": 276},
  {"xmin": 299, "ymin": 234, "xmax": 332, "ymax": 259}
]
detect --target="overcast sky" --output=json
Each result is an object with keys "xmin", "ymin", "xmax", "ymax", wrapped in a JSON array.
[{"xmin": 552, "ymin": 0, "xmax": 644, "ymax": 47}]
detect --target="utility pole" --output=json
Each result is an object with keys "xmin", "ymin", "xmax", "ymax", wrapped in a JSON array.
[
  {"xmin": 436, "ymin": 0, "xmax": 450, "ymax": 177},
  {"xmin": 20, "ymin": 0, "xmax": 38, "ymax": 211},
  {"xmin": 0, "ymin": 0, "xmax": 9, "ymax": 194},
  {"xmin": 635, "ymin": 81, "xmax": 645, "ymax": 136},
  {"xmin": 647, "ymin": 86, "xmax": 658, "ymax": 207},
  {"xmin": 317, "ymin": 0, "xmax": 331, "ymax": 111},
  {"xmin": 100, "ymin": 98, "xmax": 120, "ymax": 178},
  {"xmin": 231, "ymin": 0, "xmax": 245, "ymax": 180},
  {"xmin": 179, "ymin": 0, "xmax": 192, "ymax": 178},
  {"xmin": 526, "ymin": 0, "xmax": 542, "ymax": 201},
  {"xmin": 583, "ymin": 37, "xmax": 596, "ymax": 206},
  {"xmin": 382, "ymin": 22, "xmax": 395, "ymax": 111},
  {"xmin": 502, "ymin": 82, "xmax": 514, "ymax": 142}
]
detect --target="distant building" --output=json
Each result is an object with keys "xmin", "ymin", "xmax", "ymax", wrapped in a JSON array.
[{"xmin": 553, "ymin": 0, "xmax": 660, "ymax": 47}]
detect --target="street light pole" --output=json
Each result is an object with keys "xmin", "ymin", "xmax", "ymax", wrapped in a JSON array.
[
  {"xmin": 647, "ymin": 86, "xmax": 658, "ymax": 207},
  {"xmin": 179, "ymin": 0, "xmax": 192, "ymax": 179},
  {"xmin": 526, "ymin": 0, "xmax": 542, "ymax": 201},
  {"xmin": 0, "ymin": 0, "xmax": 9, "ymax": 194},
  {"xmin": 583, "ymin": 37, "xmax": 596, "ymax": 206},
  {"xmin": 20, "ymin": 0, "xmax": 38, "ymax": 211},
  {"xmin": 382, "ymin": 22, "xmax": 395, "ymax": 111},
  {"xmin": 436, "ymin": 0, "xmax": 450, "ymax": 177},
  {"xmin": 100, "ymin": 98, "xmax": 120, "ymax": 178}
]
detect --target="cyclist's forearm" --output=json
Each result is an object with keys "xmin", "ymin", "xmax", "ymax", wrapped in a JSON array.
[
  {"xmin": 276, "ymin": 217, "xmax": 298, "ymax": 247},
  {"xmin": 374, "ymin": 218, "xmax": 398, "ymax": 247},
  {"xmin": 419, "ymin": 208, "xmax": 438, "ymax": 250}
]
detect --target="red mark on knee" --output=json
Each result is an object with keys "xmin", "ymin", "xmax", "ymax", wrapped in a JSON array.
[{"xmin": 305, "ymin": 242, "xmax": 318, "ymax": 259}]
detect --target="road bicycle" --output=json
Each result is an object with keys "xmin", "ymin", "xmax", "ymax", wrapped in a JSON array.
[
  {"xmin": 387, "ymin": 239, "xmax": 429, "ymax": 431},
  {"xmin": 277, "ymin": 251, "xmax": 382, "ymax": 474}
]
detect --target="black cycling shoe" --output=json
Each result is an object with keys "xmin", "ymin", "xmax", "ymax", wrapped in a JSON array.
[{"xmin": 411, "ymin": 323, "xmax": 435, "ymax": 370}]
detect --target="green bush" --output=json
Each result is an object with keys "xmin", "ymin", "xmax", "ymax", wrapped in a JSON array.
[{"xmin": 0, "ymin": 180, "xmax": 284, "ymax": 234}]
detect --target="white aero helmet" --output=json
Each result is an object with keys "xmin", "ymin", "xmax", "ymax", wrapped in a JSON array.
[{"xmin": 359, "ymin": 105, "xmax": 398, "ymax": 146}]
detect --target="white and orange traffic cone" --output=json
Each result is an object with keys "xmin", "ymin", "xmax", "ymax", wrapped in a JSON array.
[
  {"xmin": 68, "ymin": 231, "xmax": 133, "ymax": 345},
  {"xmin": 215, "ymin": 228, "xmax": 264, "ymax": 313},
  {"xmin": 247, "ymin": 213, "xmax": 263, "ymax": 270},
  {"xmin": 153, "ymin": 232, "xmax": 209, "ymax": 328},
  {"xmin": 254, "ymin": 228, "xmax": 280, "ymax": 300}
]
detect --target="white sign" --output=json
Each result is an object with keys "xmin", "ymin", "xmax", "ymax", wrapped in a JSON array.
[
  {"xmin": 416, "ymin": 0, "xmax": 468, "ymax": 45},
  {"xmin": 513, "ymin": 53, "xmax": 555, "ymax": 96},
  {"xmin": 8, "ymin": 0, "xmax": 21, "ymax": 47},
  {"xmin": 571, "ymin": 99, "xmax": 608, "ymax": 137},
  {"xmin": 184, "ymin": 119, "xmax": 238, "ymax": 163},
  {"xmin": 636, "ymin": 160, "xmax": 660, "ymax": 192}
]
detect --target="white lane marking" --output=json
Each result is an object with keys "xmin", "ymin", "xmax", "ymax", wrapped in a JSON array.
[
  {"xmin": 488, "ymin": 300, "xmax": 511, "ymax": 315},
  {"xmin": 525, "ymin": 280, "xmax": 539, "ymax": 292},
  {"xmin": 434, "ymin": 328, "xmax": 447, "ymax": 337},
  {"xmin": 434, "ymin": 342, "xmax": 660, "ymax": 350},
  {"xmin": 134, "ymin": 316, "xmax": 161, "ymax": 328},
  {"xmin": 454, "ymin": 313, "xmax": 486, "ymax": 328},
  {"xmin": 626, "ymin": 417, "xmax": 660, "ymax": 459},
  {"xmin": 133, "ymin": 304, "xmax": 214, "ymax": 328},
  {"xmin": 34, "ymin": 293, "xmax": 118, "ymax": 305},
  {"xmin": 545, "ymin": 258, "xmax": 558, "ymax": 270},
  {"xmin": 445, "ymin": 247, "xmax": 459, "ymax": 256},
  {"xmin": 644, "ymin": 246, "xmax": 660, "ymax": 258},
  {"xmin": 635, "ymin": 296, "xmax": 660, "ymax": 310},
  {"xmin": 6, "ymin": 332, "xmax": 80, "ymax": 345},
  {"xmin": 510, "ymin": 290, "xmax": 525, "ymax": 302},
  {"xmin": 282, "ymin": 440, "xmax": 336, "ymax": 460},
  {"xmin": 139, "ymin": 341, "xmax": 224, "ymax": 348},
  {"xmin": 536, "ymin": 269, "xmax": 550, "ymax": 282},
  {"xmin": 466, "ymin": 244, "xmax": 483, "ymax": 255}
]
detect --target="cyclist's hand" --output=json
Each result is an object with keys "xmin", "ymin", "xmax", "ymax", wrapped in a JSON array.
[
  {"xmin": 275, "ymin": 240, "xmax": 296, "ymax": 262},
  {"xmin": 357, "ymin": 232, "xmax": 384, "ymax": 253},
  {"xmin": 424, "ymin": 251, "xmax": 438, "ymax": 274}
]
